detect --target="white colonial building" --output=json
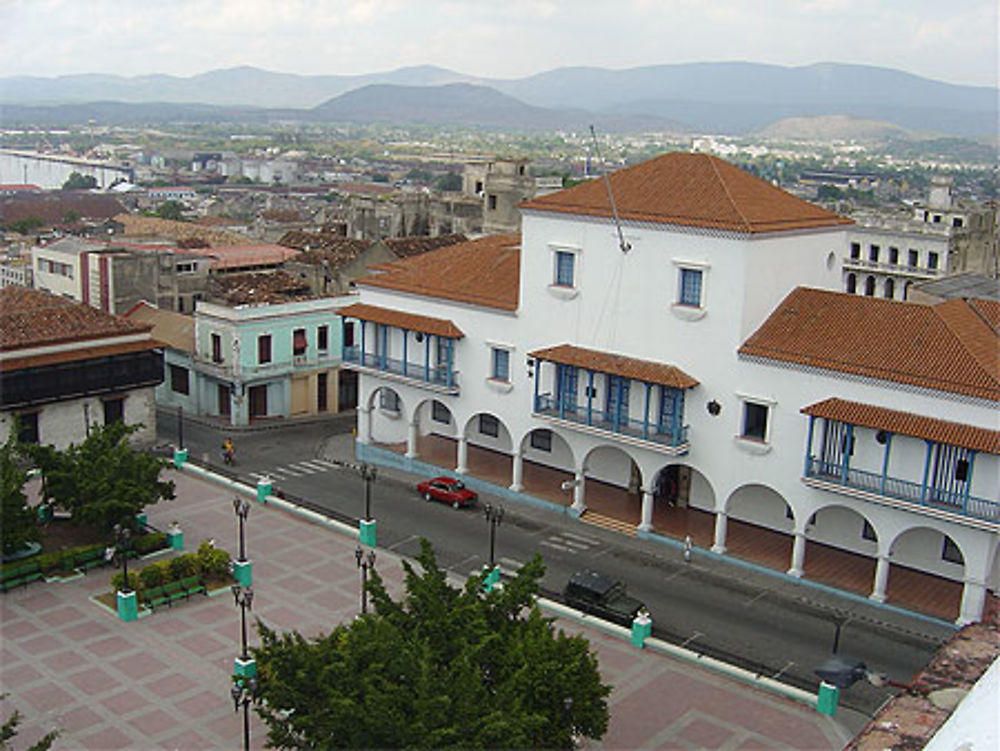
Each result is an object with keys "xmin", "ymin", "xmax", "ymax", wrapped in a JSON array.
[{"xmin": 340, "ymin": 152, "xmax": 1000, "ymax": 625}]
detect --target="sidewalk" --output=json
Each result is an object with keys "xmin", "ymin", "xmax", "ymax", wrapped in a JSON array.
[{"xmin": 1, "ymin": 467, "xmax": 853, "ymax": 750}]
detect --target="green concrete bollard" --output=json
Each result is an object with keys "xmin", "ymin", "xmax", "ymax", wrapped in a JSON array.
[
  {"xmin": 135, "ymin": 512, "xmax": 147, "ymax": 529},
  {"xmin": 168, "ymin": 523, "xmax": 184, "ymax": 551},
  {"xmin": 37, "ymin": 504, "xmax": 53, "ymax": 523},
  {"xmin": 359, "ymin": 519, "xmax": 377, "ymax": 548},
  {"xmin": 233, "ymin": 559, "xmax": 252, "ymax": 587},
  {"xmin": 234, "ymin": 657, "xmax": 257, "ymax": 679},
  {"xmin": 173, "ymin": 447, "xmax": 188, "ymax": 468},
  {"xmin": 482, "ymin": 565, "xmax": 501, "ymax": 592},
  {"xmin": 256, "ymin": 478, "xmax": 272, "ymax": 503},
  {"xmin": 117, "ymin": 590, "xmax": 138, "ymax": 622},
  {"xmin": 631, "ymin": 610, "xmax": 652, "ymax": 648},
  {"xmin": 816, "ymin": 681, "xmax": 840, "ymax": 716}
]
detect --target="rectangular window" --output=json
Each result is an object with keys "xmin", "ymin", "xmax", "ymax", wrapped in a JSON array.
[
  {"xmin": 869, "ymin": 244, "xmax": 879, "ymax": 262},
  {"xmin": 927, "ymin": 251, "xmax": 939, "ymax": 270},
  {"xmin": 849, "ymin": 242, "xmax": 861, "ymax": 259},
  {"xmin": 211, "ymin": 333, "xmax": 223, "ymax": 363},
  {"xmin": 169, "ymin": 364, "xmax": 190, "ymax": 395},
  {"xmin": 741, "ymin": 402, "xmax": 769, "ymax": 442},
  {"xmin": 103, "ymin": 397, "xmax": 124, "ymax": 425},
  {"xmin": 678, "ymin": 268, "xmax": 703, "ymax": 307},
  {"xmin": 479, "ymin": 414, "xmax": 499, "ymax": 437},
  {"xmin": 658, "ymin": 387, "xmax": 683, "ymax": 434},
  {"xmin": 556, "ymin": 364, "xmax": 578, "ymax": 413},
  {"xmin": 293, "ymin": 328, "xmax": 307, "ymax": 356},
  {"xmin": 258, "ymin": 334, "xmax": 272, "ymax": 365},
  {"xmin": 343, "ymin": 322, "xmax": 355, "ymax": 348},
  {"xmin": 487, "ymin": 194, "xmax": 497, "ymax": 210},
  {"xmin": 431, "ymin": 400, "xmax": 450, "ymax": 424},
  {"xmin": 606, "ymin": 376, "xmax": 630, "ymax": 423},
  {"xmin": 908, "ymin": 249, "xmax": 919, "ymax": 268},
  {"xmin": 379, "ymin": 389, "xmax": 399, "ymax": 412},
  {"xmin": 952, "ymin": 217, "xmax": 963, "ymax": 228},
  {"xmin": 317, "ymin": 325, "xmax": 329, "ymax": 352},
  {"xmin": 491, "ymin": 347, "xmax": 510, "ymax": 382},
  {"xmin": 888, "ymin": 247, "xmax": 899, "ymax": 265},
  {"xmin": 17, "ymin": 412, "xmax": 39, "ymax": 444},
  {"xmin": 554, "ymin": 251, "xmax": 575, "ymax": 287},
  {"xmin": 955, "ymin": 459, "xmax": 969, "ymax": 483},
  {"xmin": 530, "ymin": 429, "xmax": 553, "ymax": 452}
]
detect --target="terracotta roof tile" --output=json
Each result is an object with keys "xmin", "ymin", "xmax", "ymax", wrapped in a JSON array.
[
  {"xmin": 357, "ymin": 233, "xmax": 520, "ymax": 311},
  {"xmin": 0, "ymin": 286, "xmax": 150, "ymax": 351},
  {"xmin": 0, "ymin": 193, "xmax": 125, "ymax": 225},
  {"xmin": 114, "ymin": 213, "xmax": 250, "ymax": 247},
  {"xmin": 382, "ymin": 234, "xmax": 468, "ymax": 258},
  {"xmin": 338, "ymin": 302, "xmax": 463, "ymax": 339},
  {"xmin": 739, "ymin": 288, "xmax": 1000, "ymax": 401},
  {"xmin": 210, "ymin": 271, "xmax": 314, "ymax": 305},
  {"xmin": 123, "ymin": 302, "xmax": 195, "ymax": 352},
  {"xmin": 970, "ymin": 299, "xmax": 1000, "ymax": 333},
  {"xmin": 1, "ymin": 339, "xmax": 161, "ymax": 373},
  {"xmin": 521, "ymin": 152, "xmax": 852, "ymax": 234},
  {"xmin": 801, "ymin": 398, "xmax": 1000, "ymax": 455},
  {"xmin": 529, "ymin": 343, "xmax": 699, "ymax": 389}
]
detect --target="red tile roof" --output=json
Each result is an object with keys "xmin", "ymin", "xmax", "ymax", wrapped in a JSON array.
[
  {"xmin": 0, "ymin": 287, "xmax": 151, "ymax": 351},
  {"xmin": 739, "ymin": 288, "xmax": 1000, "ymax": 401},
  {"xmin": 357, "ymin": 233, "xmax": 521, "ymax": 311},
  {"xmin": 520, "ymin": 152, "xmax": 852, "ymax": 234},
  {"xmin": 338, "ymin": 302, "xmax": 464, "ymax": 339},
  {"xmin": 529, "ymin": 343, "xmax": 699, "ymax": 389},
  {"xmin": 0, "ymin": 339, "xmax": 161, "ymax": 374},
  {"xmin": 802, "ymin": 398, "xmax": 1000, "ymax": 455}
]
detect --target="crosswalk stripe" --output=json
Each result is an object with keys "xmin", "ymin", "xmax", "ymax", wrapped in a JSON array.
[
  {"xmin": 562, "ymin": 531, "xmax": 600, "ymax": 545},
  {"xmin": 270, "ymin": 466, "xmax": 303, "ymax": 477},
  {"xmin": 294, "ymin": 460, "xmax": 328, "ymax": 471},
  {"xmin": 312, "ymin": 458, "xmax": 339, "ymax": 469},
  {"xmin": 499, "ymin": 557, "xmax": 523, "ymax": 570},
  {"xmin": 247, "ymin": 472, "xmax": 266, "ymax": 480},
  {"xmin": 541, "ymin": 539, "xmax": 574, "ymax": 552},
  {"xmin": 289, "ymin": 463, "xmax": 319, "ymax": 474},
  {"xmin": 558, "ymin": 538, "xmax": 592, "ymax": 550}
]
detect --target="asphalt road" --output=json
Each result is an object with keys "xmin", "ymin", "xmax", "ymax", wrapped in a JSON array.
[{"xmin": 158, "ymin": 413, "xmax": 954, "ymax": 718}]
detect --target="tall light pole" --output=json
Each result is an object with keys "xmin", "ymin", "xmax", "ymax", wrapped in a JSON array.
[
  {"xmin": 230, "ymin": 674, "xmax": 257, "ymax": 751},
  {"xmin": 232, "ymin": 498, "xmax": 252, "ymax": 587},
  {"xmin": 113, "ymin": 523, "xmax": 137, "ymax": 621},
  {"xmin": 483, "ymin": 503, "xmax": 504, "ymax": 591},
  {"xmin": 355, "ymin": 545, "xmax": 376, "ymax": 615},
  {"xmin": 331, "ymin": 459, "xmax": 379, "ymax": 547}
]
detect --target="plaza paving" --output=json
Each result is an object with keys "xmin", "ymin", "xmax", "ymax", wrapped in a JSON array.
[{"xmin": 1, "ymin": 468, "xmax": 853, "ymax": 750}]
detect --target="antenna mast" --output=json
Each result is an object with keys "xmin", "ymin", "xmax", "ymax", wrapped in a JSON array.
[{"xmin": 590, "ymin": 125, "xmax": 631, "ymax": 254}]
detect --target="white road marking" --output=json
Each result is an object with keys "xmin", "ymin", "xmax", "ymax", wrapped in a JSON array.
[
  {"xmin": 499, "ymin": 557, "xmax": 523, "ymax": 571},
  {"xmin": 296, "ymin": 460, "xmax": 333, "ymax": 472},
  {"xmin": 311, "ymin": 458, "xmax": 340, "ymax": 469},
  {"xmin": 247, "ymin": 472, "xmax": 266, "ymax": 481},
  {"xmin": 271, "ymin": 466, "xmax": 304, "ymax": 477},
  {"xmin": 561, "ymin": 531, "xmax": 600, "ymax": 545},
  {"xmin": 559, "ymin": 538, "xmax": 592, "ymax": 550},
  {"xmin": 541, "ymin": 539, "xmax": 574, "ymax": 552}
]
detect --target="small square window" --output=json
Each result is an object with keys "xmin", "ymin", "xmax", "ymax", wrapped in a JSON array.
[
  {"xmin": 169, "ymin": 364, "xmax": 190, "ymax": 395},
  {"xmin": 927, "ymin": 251, "xmax": 939, "ymax": 270},
  {"xmin": 317, "ymin": 325, "xmax": 329, "ymax": 352},
  {"xmin": 103, "ymin": 397, "xmax": 124, "ymax": 425},
  {"xmin": 955, "ymin": 459, "xmax": 969, "ymax": 482},
  {"xmin": 530, "ymin": 429, "xmax": 553, "ymax": 452},
  {"xmin": 869, "ymin": 244, "xmax": 879, "ymax": 262},
  {"xmin": 678, "ymin": 268, "xmax": 703, "ymax": 307},
  {"xmin": 293, "ymin": 328, "xmax": 307, "ymax": 356},
  {"xmin": 491, "ymin": 348, "xmax": 510, "ymax": 382},
  {"xmin": 479, "ymin": 414, "xmax": 499, "ymax": 438},
  {"xmin": 888, "ymin": 247, "xmax": 899, "ymax": 265},
  {"xmin": 487, "ymin": 194, "xmax": 497, "ymax": 210},
  {"xmin": 908, "ymin": 249, "xmax": 919, "ymax": 268},
  {"xmin": 741, "ymin": 402, "xmax": 769, "ymax": 442},
  {"xmin": 849, "ymin": 242, "xmax": 861, "ymax": 259},
  {"xmin": 554, "ymin": 251, "xmax": 575, "ymax": 287},
  {"xmin": 17, "ymin": 412, "xmax": 39, "ymax": 444},
  {"xmin": 211, "ymin": 333, "xmax": 223, "ymax": 364},
  {"xmin": 258, "ymin": 334, "xmax": 272, "ymax": 365},
  {"xmin": 431, "ymin": 400, "xmax": 450, "ymax": 424},
  {"xmin": 343, "ymin": 322, "xmax": 355, "ymax": 348}
]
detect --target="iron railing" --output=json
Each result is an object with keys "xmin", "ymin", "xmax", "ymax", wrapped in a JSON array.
[{"xmin": 534, "ymin": 394, "xmax": 689, "ymax": 450}]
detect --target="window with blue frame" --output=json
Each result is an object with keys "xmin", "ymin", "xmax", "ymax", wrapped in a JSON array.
[
  {"xmin": 554, "ymin": 251, "xmax": 575, "ymax": 287},
  {"xmin": 491, "ymin": 347, "xmax": 510, "ymax": 381},
  {"xmin": 657, "ymin": 387, "xmax": 683, "ymax": 434},
  {"xmin": 379, "ymin": 389, "xmax": 400, "ymax": 412},
  {"xmin": 678, "ymin": 268, "xmax": 703, "ymax": 307},
  {"xmin": 606, "ymin": 376, "xmax": 630, "ymax": 425},
  {"xmin": 556, "ymin": 364, "xmax": 578, "ymax": 412}
]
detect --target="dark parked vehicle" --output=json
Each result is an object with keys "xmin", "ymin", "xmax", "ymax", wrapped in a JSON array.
[
  {"xmin": 563, "ymin": 569, "xmax": 646, "ymax": 627},
  {"xmin": 416, "ymin": 476, "xmax": 478, "ymax": 509}
]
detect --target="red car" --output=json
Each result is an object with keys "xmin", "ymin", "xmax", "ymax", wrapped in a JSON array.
[{"xmin": 416, "ymin": 476, "xmax": 478, "ymax": 508}]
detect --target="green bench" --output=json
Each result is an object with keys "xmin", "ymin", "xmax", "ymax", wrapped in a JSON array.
[
  {"xmin": 180, "ymin": 576, "xmax": 206, "ymax": 598},
  {"xmin": 142, "ymin": 586, "xmax": 172, "ymax": 611},
  {"xmin": 141, "ymin": 577, "xmax": 206, "ymax": 612},
  {"xmin": 0, "ymin": 561, "xmax": 44, "ymax": 592},
  {"xmin": 74, "ymin": 548, "xmax": 108, "ymax": 573}
]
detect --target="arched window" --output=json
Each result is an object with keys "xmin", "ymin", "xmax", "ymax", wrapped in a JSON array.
[
  {"xmin": 864, "ymin": 276, "xmax": 876, "ymax": 296},
  {"xmin": 884, "ymin": 278, "xmax": 895, "ymax": 299},
  {"xmin": 846, "ymin": 273, "xmax": 857, "ymax": 294}
]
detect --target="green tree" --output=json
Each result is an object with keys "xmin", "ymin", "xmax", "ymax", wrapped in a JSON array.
[
  {"xmin": 1, "ymin": 694, "xmax": 59, "ymax": 751},
  {"xmin": 6, "ymin": 217, "xmax": 44, "ymax": 235},
  {"xmin": 61, "ymin": 172, "xmax": 97, "ymax": 190},
  {"xmin": 154, "ymin": 200, "xmax": 185, "ymax": 221},
  {"xmin": 434, "ymin": 172, "xmax": 463, "ymax": 192},
  {"xmin": 252, "ymin": 540, "xmax": 609, "ymax": 749},
  {"xmin": 0, "ymin": 425, "xmax": 39, "ymax": 557},
  {"xmin": 26, "ymin": 422, "xmax": 174, "ymax": 533}
]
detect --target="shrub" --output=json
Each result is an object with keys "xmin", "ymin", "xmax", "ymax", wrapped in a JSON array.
[
  {"xmin": 133, "ymin": 533, "xmax": 168, "ymax": 556},
  {"xmin": 139, "ymin": 563, "xmax": 164, "ymax": 589},
  {"xmin": 111, "ymin": 571, "xmax": 140, "ymax": 592},
  {"xmin": 168, "ymin": 554, "xmax": 195, "ymax": 580},
  {"xmin": 195, "ymin": 540, "xmax": 231, "ymax": 578}
]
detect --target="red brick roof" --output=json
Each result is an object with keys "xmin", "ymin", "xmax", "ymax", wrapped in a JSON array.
[
  {"xmin": 529, "ymin": 343, "xmax": 699, "ymax": 389},
  {"xmin": 357, "ymin": 233, "xmax": 520, "ymax": 311},
  {"xmin": 802, "ymin": 398, "xmax": 1000, "ymax": 455},
  {"xmin": 338, "ymin": 302, "xmax": 463, "ymax": 339},
  {"xmin": 0, "ymin": 286, "xmax": 151, "ymax": 351},
  {"xmin": 521, "ymin": 152, "xmax": 852, "ymax": 234},
  {"xmin": 740, "ymin": 288, "xmax": 1000, "ymax": 401}
]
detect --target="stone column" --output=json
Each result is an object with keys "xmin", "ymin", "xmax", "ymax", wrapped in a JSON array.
[
  {"xmin": 405, "ymin": 419, "xmax": 418, "ymax": 459},
  {"xmin": 957, "ymin": 578, "xmax": 987, "ymax": 626},
  {"xmin": 638, "ymin": 489, "xmax": 654, "ymax": 533},
  {"xmin": 870, "ymin": 555, "xmax": 890, "ymax": 602},
  {"xmin": 456, "ymin": 436, "xmax": 468, "ymax": 474},
  {"xmin": 356, "ymin": 405, "xmax": 371, "ymax": 444},
  {"xmin": 787, "ymin": 532, "xmax": 806, "ymax": 578},
  {"xmin": 509, "ymin": 451, "xmax": 523, "ymax": 492},
  {"xmin": 711, "ymin": 512, "xmax": 728, "ymax": 554},
  {"xmin": 571, "ymin": 470, "xmax": 586, "ymax": 514}
]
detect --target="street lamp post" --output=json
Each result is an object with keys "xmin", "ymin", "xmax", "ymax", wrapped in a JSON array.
[
  {"xmin": 113, "ymin": 523, "xmax": 137, "ymax": 622},
  {"xmin": 232, "ymin": 498, "xmax": 252, "ymax": 587},
  {"xmin": 230, "ymin": 676, "xmax": 257, "ymax": 751},
  {"xmin": 483, "ymin": 503, "xmax": 504, "ymax": 591},
  {"xmin": 232, "ymin": 585, "xmax": 254, "ymax": 661},
  {"xmin": 355, "ymin": 545, "xmax": 376, "ymax": 615},
  {"xmin": 358, "ymin": 463, "xmax": 377, "ymax": 547},
  {"xmin": 231, "ymin": 584, "xmax": 255, "ymax": 751}
]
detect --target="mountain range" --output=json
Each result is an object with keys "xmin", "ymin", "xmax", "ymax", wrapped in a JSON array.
[{"xmin": 1, "ymin": 62, "xmax": 995, "ymax": 138}]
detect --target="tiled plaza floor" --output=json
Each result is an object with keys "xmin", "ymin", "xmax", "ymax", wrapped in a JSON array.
[{"xmin": 1, "ymin": 469, "xmax": 852, "ymax": 750}]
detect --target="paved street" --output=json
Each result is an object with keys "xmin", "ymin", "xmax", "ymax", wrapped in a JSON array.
[{"xmin": 1, "ymin": 467, "xmax": 854, "ymax": 749}]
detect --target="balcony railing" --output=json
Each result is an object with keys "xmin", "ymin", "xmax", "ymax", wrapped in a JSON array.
[
  {"xmin": 342, "ymin": 346, "xmax": 459, "ymax": 392},
  {"xmin": 805, "ymin": 457, "xmax": 1000, "ymax": 523},
  {"xmin": 534, "ymin": 394, "xmax": 689, "ymax": 451}
]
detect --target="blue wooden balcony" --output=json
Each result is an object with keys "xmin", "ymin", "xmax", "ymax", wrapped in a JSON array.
[
  {"xmin": 534, "ymin": 394, "xmax": 689, "ymax": 453},
  {"xmin": 805, "ymin": 457, "xmax": 1000, "ymax": 523},
  {"xmin": 342, "ymin": 346, "xmax": 459, "ymax": 393}
]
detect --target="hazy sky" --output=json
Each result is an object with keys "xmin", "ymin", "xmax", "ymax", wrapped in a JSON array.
[{"xmin": 1, "ymin": 0, "xmax": 996, "ymax": 87}]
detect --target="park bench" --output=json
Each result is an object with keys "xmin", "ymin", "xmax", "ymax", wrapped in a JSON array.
[
  {"xmin": 0, "ymin": 561, "xmax": 44, "ymax": 592},
  {"xmin": 74, "ymin": 548, "xmax": 108, "ymax": 573},
  {"xmin": 179, "ymin": 576, "xmax": 206, "ymax": 598},
  {"xmin": 142, "ymin": 586, "xmax": 172, "ymax": 611},
  {"xmin": 141, "ymin": 577, "xmax": 208, "ymax": 612}
]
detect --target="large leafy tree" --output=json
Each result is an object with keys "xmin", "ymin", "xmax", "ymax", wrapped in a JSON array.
[
  {"xmin": 26, "ymin": 422, "xmax": 174, "ymax": 533},
  {"xmin": 252, "ymin": 540, "xmax": 610, "ymax": 750},
  {"xmin": 0, "ymin": 426, "xmax": 39, "ymax": 557}
]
